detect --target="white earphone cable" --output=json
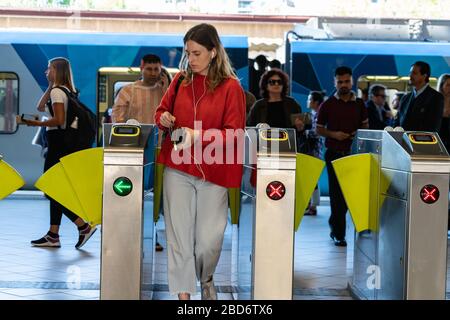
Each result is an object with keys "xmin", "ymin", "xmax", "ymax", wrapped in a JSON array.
[{"xmin": 188, "ymin": 74, "xmax": 207, "ymax": 182}]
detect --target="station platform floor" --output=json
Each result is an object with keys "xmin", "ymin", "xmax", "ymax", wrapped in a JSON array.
[{"xmin": 0, "ymin": 191, "xmax": 449, "ymax": 300}]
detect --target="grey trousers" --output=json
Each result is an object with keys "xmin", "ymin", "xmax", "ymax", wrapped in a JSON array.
[{"xmin": 163, "ymin": 167, "xmax": 228, "ymax": 295}]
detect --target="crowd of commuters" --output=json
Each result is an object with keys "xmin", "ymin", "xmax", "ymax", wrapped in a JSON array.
[
  {"xmin": 24, "ymin": 21, "xmax": 450, "ymax": 300},
  {"xmin": 246, "ymin": 60, "xmax": 449, "ymax": 248}
]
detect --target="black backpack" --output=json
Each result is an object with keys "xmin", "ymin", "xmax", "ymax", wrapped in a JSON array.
[{"xmin": 49, "ymin": 86, "xmax": 97, "ymax": 153}]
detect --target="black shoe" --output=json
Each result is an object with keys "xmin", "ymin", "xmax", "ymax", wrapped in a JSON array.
[
  {"xmin": 75, "ymin": 225, "xmax": 97, "ymax": 249},
  {"xmin": 155, "ymin": 242, "xmax": 164, "ymax": 252},
  {"xmin": 31, "ymin": 233, "xmax": 61, "ymax": 248},
  {"xmin": 330, "ymin": 232, "xmax": 347, "ymax": 247},
  {"xmin": 334, "ymin": 239, "xmax": 347, "ymax": 247}
]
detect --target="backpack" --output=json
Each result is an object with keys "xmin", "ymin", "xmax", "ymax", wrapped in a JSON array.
[{"xmin": 49, "ymin": 86, "xmax": 97, "ymax": 153}]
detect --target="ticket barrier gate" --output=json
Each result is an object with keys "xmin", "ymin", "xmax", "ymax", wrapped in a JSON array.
[
  {"xmin": 100, "ymin": 123, "xmax": 155, "ymax": 300},
  {"xmin": 349, "ymin": 130, "xmax": 449, "ymax": 300},
  {"xmin": 236, "ymin": 127, "xmax": 297, "ymax": 300}
]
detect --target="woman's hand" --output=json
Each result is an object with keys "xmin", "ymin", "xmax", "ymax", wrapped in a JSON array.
[
  {"xmin": 173, "ymin": 127, "xmax": 199, "ymax": 150},
  {"xmin": 37, "ymin": 83, "xmax": 53, "ymax": 112},
  {"xmin": 160, "ymin": 111, "xmax": 176, "ymax": 128},
  {"xmin": 23, "ymin": 119, "xmax": 41, "ymax": 127}
]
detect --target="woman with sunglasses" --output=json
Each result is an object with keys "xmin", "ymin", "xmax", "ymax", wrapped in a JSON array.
[{"xmin": 247, "ymin": 68, "xmax": 303, "ymax": 130}]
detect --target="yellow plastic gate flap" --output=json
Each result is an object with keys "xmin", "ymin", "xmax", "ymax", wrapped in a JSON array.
[
  {"xmin": 34, "ymin": 162, "xmax": 86, "ymax": 220},
  {"xmin": 0, "ymin": 159, "xmax": 25, "ymax": 200},
  {"xmin": 60, "ymin": 148, "xmax": 104, "ymax": 226},
  {"xmin": 332, "ymin": 153, "xmax": 389, "ymax": 232},
  {"xmin": 34, "ymin": 148, "xmax": 104, "ymax": 226},
  {"xmin": 228, "ymin": 187, "xmax": 241, "ymax": 225},
  {"xmin": 295, "ymin": 153, "xmax": 325, "ymax": 231}
]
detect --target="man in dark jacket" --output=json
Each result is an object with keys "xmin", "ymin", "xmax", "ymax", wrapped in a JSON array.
[
  {"xmin": 394, "ymin": 61, "xmax": 444, "ymax": 132},
  {"xmin": 366, "ymin": 84, "xmax": 393, "ymax": 130}
]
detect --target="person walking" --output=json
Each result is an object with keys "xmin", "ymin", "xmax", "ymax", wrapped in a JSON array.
[
  {"xmin": 24, "ymin": 57, "xmax": 96, "ymax": 249},
  {"xmin": 154, "ymin": 23, "xmax": 245, "ymax": 300}
]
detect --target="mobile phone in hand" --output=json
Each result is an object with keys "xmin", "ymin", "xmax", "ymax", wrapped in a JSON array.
[
  {"xmin": 16, "ymin": 114, "xmax": 38, "ymax": 125},
  {"xmin": 22, "ymin": 114, "xmax": 39, "ymax": 121}
]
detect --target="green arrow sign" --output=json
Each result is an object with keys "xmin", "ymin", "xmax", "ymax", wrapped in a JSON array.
[{"xmin": 113, "ymin": 177, "xmax": 133, "ymax": 196}]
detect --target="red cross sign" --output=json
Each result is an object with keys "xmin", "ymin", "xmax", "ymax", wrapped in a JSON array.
[
  {"xmin": 420, "ymin": 185, "xmax": 440, "ymax": 204},
  {"xmin": 266, "ymin": 181, "xmax": 286, "ymax": 201}
]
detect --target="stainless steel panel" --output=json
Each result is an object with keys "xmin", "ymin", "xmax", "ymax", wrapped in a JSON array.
[
  {"xmin": 406, "ymin": 173, "xmax": 449, "ymax": 299},
  {"xmin": 257, "ymin": 156, "xmax": 296, "ymax": 170},
  {"xmin": 355, "ymin": 138, "xmax": 381, "ymax": 155},
  {"xmin": 253, "ymin": 168, "xmax": 295, "ymax": 300},
  {"xmin": 381, "ymin": 132, "xmax": 412, "ymax": 172},
  {"xmin": 409, "ymin": 158, "xmax": 450, "ymax": 173},
  {"xmin": 381, "ymin": 168, "xmax": 408, "ymax": 200},
  {"xmin": 351, "ymin": 234, "xmax": 378, "ymax": 300},
  {"xmin": 378, "ymin": 196, "xmax": 407, "ymax": 300},
  {"xmin": 241, "ymin": 165, "xmax": 256, "ymax": 198},
  {"xmin": 141, "ymin": 192, "xmax": 155, "ymax": 300},
  {"xmin": 355, "ymin": 129, "xmax": 384, "ymax": 144},
  {"xmin": 236, "ymin": 194, "xmax": 255, "ymax": 300},
  {"xmin": 101, "ymin": 165, "xmax": 144, "ymax": 300},
  {"xmin": 103, "ymin": 152, "xmax": 144, "ymax": 166}
]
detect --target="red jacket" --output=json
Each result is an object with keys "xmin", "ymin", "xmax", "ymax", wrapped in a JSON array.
[{"xmin": 155, "ymin": 73, "xmax": 246, "ymax": 188}]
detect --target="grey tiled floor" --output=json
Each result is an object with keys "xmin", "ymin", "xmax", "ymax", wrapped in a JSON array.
[{"xmin": 0, "ymin": 192, "xmax": 448, "ymax": 300}]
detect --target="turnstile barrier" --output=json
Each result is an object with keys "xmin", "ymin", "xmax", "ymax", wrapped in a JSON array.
[
  {"xmin": 335, "ymin": 130, "xmax": 450, "ymax": 300},
  {"xmin": 100, "ymin": 123, "xmax": 155, "ymax": 300},
  {"xmin": 235, "ymin": 127, "xmax": 325, "ymax": 300}
]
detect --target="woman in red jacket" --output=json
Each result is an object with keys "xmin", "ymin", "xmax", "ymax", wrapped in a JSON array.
[{"xmin": 155, "ymin": 23, "xmax": 246, "ymax": 300}]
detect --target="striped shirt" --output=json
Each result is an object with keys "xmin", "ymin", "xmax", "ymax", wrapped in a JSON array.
[{"xmin": 112, "ymin": 79, "xmax": 168, "ymax": 124}]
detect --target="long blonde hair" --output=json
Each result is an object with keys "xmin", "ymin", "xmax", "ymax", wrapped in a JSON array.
[
  {"xmin": 49, "ymin": 57, "xmax": 76, "ymax": 93},
  {"xmin": 179, "ymin": 23, "xmax": 237, "ymax": 91}
]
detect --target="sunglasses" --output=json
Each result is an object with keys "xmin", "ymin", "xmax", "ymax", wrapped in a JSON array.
[
  {"xmin": 375, "ymin": 94, "xmax": 387, "ymax": 98},
  {"xmin": 268, "ymin": 79, "xmax": 283, "ymax": 86}
]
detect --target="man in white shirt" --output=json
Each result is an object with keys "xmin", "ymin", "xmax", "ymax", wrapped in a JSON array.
[{"xmin": 112, "ymin": 54, "xmax": 170, "ymax": 124}]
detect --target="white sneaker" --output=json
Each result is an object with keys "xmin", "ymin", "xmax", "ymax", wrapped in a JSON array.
[
  {"xmin": 31, "ymin": 234, "xmax": 61, "ymax": 248},
  {"xmin": 75, "ymin": 225, "xmax": 97, "ymax": 249}
]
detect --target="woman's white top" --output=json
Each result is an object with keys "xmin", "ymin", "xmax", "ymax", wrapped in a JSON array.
[{"xmin": 46, "ymin": 85, "xmax": 69, "ymax": 131}]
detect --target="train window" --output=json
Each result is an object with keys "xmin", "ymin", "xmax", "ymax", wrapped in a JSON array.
[
  {"xmin": 98, "ymin": 75, "xmax": 107, "ymax": 104},
  {"xmin": 357, "ymin": 75, "xmax": 438, "ymax": 117},
  {"xmin": 0, "ymin": 72, "xmax": 19, "ymax": 134}
]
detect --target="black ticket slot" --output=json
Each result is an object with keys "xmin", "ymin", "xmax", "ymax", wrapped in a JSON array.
[
  {"xmin": 109, "ymin": 124, "xmax": 141, "ymax": 147},
  {"xmin": 403, "ymin": 132, "xmax": 447, "ymax": 155},
  {"xmin": 258, "ymin": 128, "xmax": 296, "ymax": 155},
  {"xmin": 408, "ymin": 133, "xmax": 437, "ymax": 144}
]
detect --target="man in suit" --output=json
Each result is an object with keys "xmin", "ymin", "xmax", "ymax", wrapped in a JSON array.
[
  {"xmin": 394, "ymin": 61, "xmax": 444, "ymax": 132},
  {"xmin": 366, "ymin": 84, "xmax": 393, "ymax": 130}
]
